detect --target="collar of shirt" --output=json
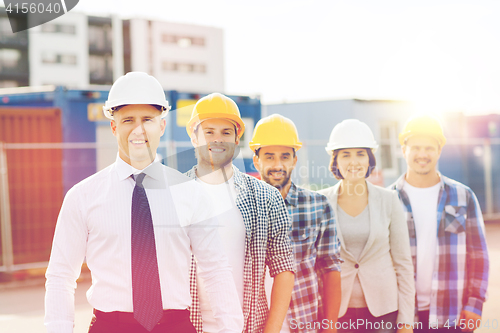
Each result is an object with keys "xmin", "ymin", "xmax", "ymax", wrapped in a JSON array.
[
  {"xmin": 186, "ymin": 165, "xmax": 244, "ymax": 190},
  {"xmin": 395, "ymin": 171, "xmax": 445, "ymax": 192},
  {"xmin": 284, "ymin": 182, "xmax": 299, "ymax": 207},
  {"xmin": 115, "ymin": 154, "xmax": 164, "ymax": 182}
]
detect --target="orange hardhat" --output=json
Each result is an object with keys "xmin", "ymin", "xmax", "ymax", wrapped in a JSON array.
[
  {"xmin": 186, "ymin": 93, "xmax": 245, "ymax": 138},
  {"xmin": 249, "ymin": 114, "xmax": 302, "ymax": 152}
]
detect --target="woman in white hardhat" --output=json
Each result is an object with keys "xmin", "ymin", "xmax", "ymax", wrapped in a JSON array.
[{"xmin": 318, "ymin": 119, "xmax": 415, "ymax": 333}]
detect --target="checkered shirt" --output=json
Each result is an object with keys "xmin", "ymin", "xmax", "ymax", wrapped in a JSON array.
[
  {"xmin": 284, "ymin": 183, "xmax": 342, "ymax": 333},
  {"xmin": 186, "ymin": 166, "xmax": 295, "ymax": 333},
  {"xmin": 390, "ymin": 173, "xmax": 489, "ymax": 328}
]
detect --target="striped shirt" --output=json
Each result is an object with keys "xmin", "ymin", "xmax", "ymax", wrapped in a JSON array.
[
  {"xmin": 186, "ymin": 166, "xmax": 295, "ymax": 333},
  {"xmin": 390, "ymin": 174, "xmax": 489, "ymax": 327},
  {"xmin": 285, "ymin": 183, "xmax": 342, "ymax": 332}
]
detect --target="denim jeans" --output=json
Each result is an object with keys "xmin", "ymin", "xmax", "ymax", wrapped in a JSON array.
[{"xmin": 338, "ymin": 308, "xmax": 398, "ymax": 333}]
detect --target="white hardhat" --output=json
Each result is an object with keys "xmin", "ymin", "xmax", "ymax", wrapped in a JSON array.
[
  {"xmin": 102, "ymin": 72, "xmax": 171, "ymax": 119},
  {"xmin": 325, "ymin": 119, "xmax": 378, "ymax": 155}
]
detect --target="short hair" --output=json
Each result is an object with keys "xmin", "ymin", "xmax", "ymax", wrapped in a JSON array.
[
  {"xmin": 193, "ymin": 122, "xmax": 238, "ymax": 143},
  {"xmin": 254, "ymin": 148, "xmax": 296, "ymax": 158},
  {"xmin": 329, "ymin": 148, "xmax": 376, "ymax": 180}
]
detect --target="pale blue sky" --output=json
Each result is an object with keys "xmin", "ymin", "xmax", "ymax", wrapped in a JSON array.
[{"xmin": 74, "ymin": 0, "xmax": 500, "ymax": 114}]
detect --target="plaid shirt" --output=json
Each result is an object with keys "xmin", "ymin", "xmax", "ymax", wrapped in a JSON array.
[
  {"xmin": 390, "ymin": 173, "xmax": 489, "ymax": 327},
  {"xmin": 186, "ymin": 166, "xmax": 295, "ymax": 333},
  {"xmin": 284, "ymin": 183, "xmax": 342, "ymax": 333}
]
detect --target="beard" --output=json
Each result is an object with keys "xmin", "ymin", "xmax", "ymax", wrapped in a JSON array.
[
  {"xmin": 195, "ymin": 142, "xmax": 239, "ymax": 171},
  {"xmin": 260, "ymin": 169, "xmax": 292, "ymax": 190}
]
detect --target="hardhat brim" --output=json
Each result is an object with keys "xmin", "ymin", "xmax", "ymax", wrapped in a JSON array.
[
  {"xmin": 186, "ymin": 112, "xmax": 245, "ymax": 138},
  {"xmin": 326, "ymin": 144, "xmax": 378, "ymax": 155},
  {"xmin": 249, "ymin": 142, "xmax": 302, "ymax": 152}
]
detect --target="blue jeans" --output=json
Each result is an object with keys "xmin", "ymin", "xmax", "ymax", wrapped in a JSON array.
[{"xmin": 338, "ymin": 308, "xmax": 398, "ymax": 333}]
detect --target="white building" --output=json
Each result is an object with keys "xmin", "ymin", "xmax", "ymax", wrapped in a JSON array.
[
  {"xmin": 0, "ymin": 9, "xmax": 224, "ymax": 92},
  {"xmin": 127, "ymin": 19, "xmax": 224, "ymax": 92}
]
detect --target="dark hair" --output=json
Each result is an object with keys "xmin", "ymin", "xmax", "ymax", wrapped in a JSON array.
[
  {"xmin": 193, "ymin": 122, "xmax": 239, "ymax": 143},
  {"xmin": 254, "ymin": 148, "xmax": 296, "ymax": 158},
  {"xmin": 329, "ymin": 148, "xmax": 376, "ymax": 179}
]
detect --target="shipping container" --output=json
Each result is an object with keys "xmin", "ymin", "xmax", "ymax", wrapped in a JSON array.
[
  {"xmin": 439, "ymin": 113, "xmax": 500, "ymax": 219},
  {"xmin": 0, "ymin": 107, "xmax": 63, "ymax": 267}
]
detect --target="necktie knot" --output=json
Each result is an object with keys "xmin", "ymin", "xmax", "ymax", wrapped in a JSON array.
[{"xmin": 132, "ymin": 173, "xmax": 147, "ymax": 187}]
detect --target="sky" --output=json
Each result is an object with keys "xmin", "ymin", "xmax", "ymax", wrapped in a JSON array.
[{"xmin": 71, "ymin": 0, "xmax": 500, "ymax": 114}]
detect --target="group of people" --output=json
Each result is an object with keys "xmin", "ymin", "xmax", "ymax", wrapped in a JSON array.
[{"xmin": 44, "ymin": 72, "xmax": 489, "ymax": 333}]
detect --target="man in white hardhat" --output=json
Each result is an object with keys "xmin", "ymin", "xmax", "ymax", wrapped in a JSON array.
[
  {"xmin": 390, "ymin": 115, "xmax": 488, "ymax": 332},
  {"xmin": 251, "ymin": 114, "xmax": 343, "ymax": 333},
  {"xmin": 185, "ymin": 93, "xmax": 295, "ymax": 333},
  {"xmin": 45, "ymin": 72, "xmax": 243, "ymax": 333}
]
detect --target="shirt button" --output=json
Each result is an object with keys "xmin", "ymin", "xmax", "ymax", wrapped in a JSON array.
[{"xmin": 355, "ymin": 264, "xmax": 359, "ymax": 268}]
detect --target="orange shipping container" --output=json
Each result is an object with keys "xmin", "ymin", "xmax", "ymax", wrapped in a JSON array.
[{"xmin": 0, "ymin": 107, "xmax": 63, "ymax": 266}]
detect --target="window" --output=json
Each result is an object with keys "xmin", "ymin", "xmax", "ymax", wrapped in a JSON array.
[
  {"xmin": 161, "ymin": 34, "xmax": 205, "ymax": 47},
  {"xmin": 162, "ymin": 61, "xmax": 206, "ymax": 74},
  {"xmin": 89, "ymin": 24, "xmax": 112, "ymax": 50},
  {"xmin": 378, "ymin": 121, "xmax": 399, "ymax": 177},
  {"xmin": 42, "ymin": 52, "xmax": 77, "ymax": 65},
  {"xmin": 89, "ymin": 54, "xmax": 113, "ymax": 82},
  {"xmin": 41, "ymin": 23, "xmax": 76, "ymax": 34}
]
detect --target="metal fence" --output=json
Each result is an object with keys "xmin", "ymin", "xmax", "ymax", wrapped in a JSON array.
[{"xmin": 1, "ymin": 138, "xmax": 499, "ymax": 273}]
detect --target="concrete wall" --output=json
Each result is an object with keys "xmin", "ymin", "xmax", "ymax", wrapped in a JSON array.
[{"xmin": 29, "ymin": 12, "xmax": 89, "ymax": 87}]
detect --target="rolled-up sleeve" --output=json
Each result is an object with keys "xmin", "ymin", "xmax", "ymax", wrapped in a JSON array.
[{"xmin": 266, "ymin": 190, "xmax": 295, "ymax": 277}]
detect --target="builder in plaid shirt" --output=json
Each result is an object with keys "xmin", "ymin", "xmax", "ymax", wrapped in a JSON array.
[
  {"xmin": 185, "ymin": 93, "xmax": 296, "ymax": 333},
  {"xmin": 251, "ymin": 114, "xmax": 342, "ymax": 333},
  {"xmin": 390, "ymin": 115, "xmax": 489, "ymax": 333}
]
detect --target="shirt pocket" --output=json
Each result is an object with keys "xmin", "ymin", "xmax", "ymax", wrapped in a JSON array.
[
  {"xmin": 290, "ymin": 227, "xmax": 312, "ymax": 243},
  {"xmin": 444, "ymin": 205, "xmax": 467, "ymax": 234}
]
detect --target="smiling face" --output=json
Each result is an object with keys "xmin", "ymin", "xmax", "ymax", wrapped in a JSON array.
[
  {"xmin": 335, "ymin": 148, "xmax": 370, "ymax": 182},
  {"xmin": 191, "ymin": 118, "xmax": 240, "ymax": 170},
  {"xmin": 110, "ymin": 104, "xmax": 165, "ymax": 169},
  {"xmin": 253, "ymin": 146, "xmax": 297, "ymax": 190},
  {"xmin": 402, "ymin": 135, "xmax": 441, "ymax": 176}
]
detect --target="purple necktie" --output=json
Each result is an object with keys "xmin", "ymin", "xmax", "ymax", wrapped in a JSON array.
[{"xmin": 131, "ymin": 173, "xmax": 163, "ymax": 331}]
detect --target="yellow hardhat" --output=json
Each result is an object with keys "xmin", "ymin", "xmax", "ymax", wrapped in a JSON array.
[
  {"xmin": 249, "ymin": 114, "xmax": 302, "ymax": 152},
  {"xmin": 399, "ymin": 115, "xmax": 446, "ymax": 147},
  {"xmin": 186, "ymin": 93, "xmax": 245, "ymax": 138}
]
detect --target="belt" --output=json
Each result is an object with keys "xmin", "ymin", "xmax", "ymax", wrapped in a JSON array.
[{"xmin": 93, "ymin": 308, "xmax": 190, "ymax": 324}]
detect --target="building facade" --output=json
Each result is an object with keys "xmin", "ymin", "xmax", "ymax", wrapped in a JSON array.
[{"xmin": 0, "ymin": 9, "xmax": 224, "ymax": 92}]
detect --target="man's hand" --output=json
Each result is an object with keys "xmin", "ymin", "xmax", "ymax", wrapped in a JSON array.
[{"xmin": 459, "ymin": 310, "xmax": 481, "ymax": 332}]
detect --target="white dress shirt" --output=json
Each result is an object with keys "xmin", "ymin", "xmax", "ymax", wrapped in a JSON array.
[{"xmin": 45, "ymin": 155, "xmax": 243, "ymax": 333}]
